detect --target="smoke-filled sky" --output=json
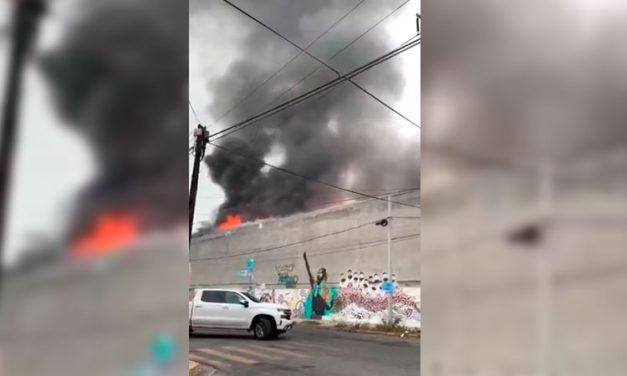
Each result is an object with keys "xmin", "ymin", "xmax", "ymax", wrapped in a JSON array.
[
  {"xmin": 4, "ymin": 0, "xmax": 188, "ymax": 265},
  {"xmin": 190, "ymin": 0, "xmax": 421, "ymax": 231},
  {"xmin": 2, "ymin": 0, "xmax": 96, "ymax": 264},
  {"xmin": 423, "ymin": 0, "xmax": 627, "ymax": 185}
]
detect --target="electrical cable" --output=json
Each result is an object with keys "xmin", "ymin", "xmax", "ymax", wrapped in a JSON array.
[
  {"xmin": 204, "ymin": 233, "xmax": 421, "ymax": 264},
  {"xmin": 190, "ymin": 187, "xmax": 419, "ymax": 236},
  {"xmin": 264, "ymin": 0, "xmax": 413, "ymax": 110},
  {"xmin": 223, "ymin": 0, "xmax": 419, "ymax": 129},
  {"xmin": 210, "ymin": 37, "xmax": 421, "ymax": 141},
  {"xmin": 189, "ymin": 99, "xmax": 201, "ymax": 125},
  {"xmin": 304, "ymin": 187, "xmax": 419, "ymax": 210},
  {"xmin": 191, "ymin": 220, "xmax": 379, "ymax": 261},
  {"xmin": 214, "ymin": 0, "xmax": 369, "ymax": 127},
  {"xmin": 209, "ymin": 141, "xmax": 420, "ymax": 209}
]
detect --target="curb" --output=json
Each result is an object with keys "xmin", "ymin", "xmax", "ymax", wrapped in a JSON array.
[
  {"xmin": 334, "ymin": 327, "xmax": 420, "ymax": 339},
  {"xmin": 189, "ymin": 360, "xmax": 201, "ymax": 376},
  {"xmin": 296, "ymin": 320, "xmax": 420, "ymax": 339}
]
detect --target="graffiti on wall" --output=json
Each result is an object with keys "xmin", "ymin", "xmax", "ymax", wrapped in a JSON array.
[
  {"xmin": 302, "ymin": 252, "xmax": 338, "ymax": 319},
  {"xmin": 275, "ymin": 289, "xmax": 309, "ymax": 318},
  {"xmin": 246, "ymin": 263, "xmax": 420, "ymax": 326},
  {"xmin": 331, "ymin": 268, "xmax": 420, "ymax": 327},
  {"xmin": 275, "ymin": 264, "xmax": 299, "ymax": 288},
  {"xmin": 248, "ymin": 283, "xmax": 273, "ymax": 303}
]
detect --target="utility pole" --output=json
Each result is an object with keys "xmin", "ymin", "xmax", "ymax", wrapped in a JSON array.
[
  {"xmin": 0, "ymin": 0, "xmax": 45, "ymax": 274},
  {"xmin": 189, "ymin": 124, "xmax": 209, "ymax": 245},
  {"xmin": 387, "ymin": 195, "xmax": 393, "ymax": 325},
  {"xmin": 537, "ymin": 161, "xmax": 554, "ymax": 376}
]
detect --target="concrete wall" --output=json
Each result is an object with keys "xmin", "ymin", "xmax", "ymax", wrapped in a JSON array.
[
  {"xmin": 0, "ymin": 234, "xmax": 189, "ymax": 376},
  {"xmin": 239, "ymin": 284, "xmax": 420, "ymax": 327},
  {"xmin": 190, "ymin": 191, "xmax": 420, "ymax": 288},
  {"xmin": 422, "ymin": 149, "xmax": 627, "ymax": 376}
]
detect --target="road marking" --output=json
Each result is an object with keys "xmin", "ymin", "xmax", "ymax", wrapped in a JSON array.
[
  {"xmin": 195, "ymin": 348, "xmax": 259, "ymax": 365},
  {"xmin": 189, "ymin": 353, "xmax": 231, "ymax": 370},
  {"xmin": 248, "ymin": 344, "xmax": 310, "ymax": 359},
  {"xmin": 223, "ymin": 346, "xmax": 285, "ymax": 361},
  {"xmin": 284, "ymin": 341, "xmax": 329, "ymax": 352}
]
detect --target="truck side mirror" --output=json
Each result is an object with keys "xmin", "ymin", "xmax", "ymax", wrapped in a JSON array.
[{"xmin": 240, "ymin": 300, "xmax": 249, "ymax": 308}]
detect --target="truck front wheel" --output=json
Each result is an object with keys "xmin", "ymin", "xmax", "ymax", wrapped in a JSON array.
[{"xmin": 253, "ymin": 317, "xmax": 275, "ymax": 340}]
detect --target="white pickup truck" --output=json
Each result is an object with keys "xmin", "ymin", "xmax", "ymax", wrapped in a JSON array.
[{"xmin": 189, "ymin": 288, "xmax": 294, "ymax": 340}]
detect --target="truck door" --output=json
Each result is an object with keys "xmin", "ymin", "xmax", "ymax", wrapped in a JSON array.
[
  {"xmin": 223, "ymin": 291, "xmax": 251, "ymax": 329},
  {"xmin": 192, "ymin": 290, "xmax": 226, "ymax": 328}
]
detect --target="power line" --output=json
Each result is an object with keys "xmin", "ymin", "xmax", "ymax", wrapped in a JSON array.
[
  {"xmin": 308, "ymin": 233, "xmax": 419, "ymax": 257},
  {"xmin": 400, "ymin": 33, "xmax": 420, "ymax": 48},
  {"xmin": 189, "ymin": 99, "xmax": 201, "ymax": 125},
  {"xmin": 196, "ymin": 187, "xmax": 417, "ymax": 208},
  {"xmin": 215, "ymin": 0, "xmax": 368, "ymax": 127},
  {"xmin": 191, "ymin": 187, "xmax": 418, "ymax": 224},
  {"xmin": 209, "ymin": 141, "xmax": 419, "ymax": 208},
  {"xmin": 304, "ymin": 187, "xmax": 419, "ymax": 210},
  {"xmin": 211, "ymin": 37, "xmax": 420, "ymax": 141},
  {"xmin": 353, "ymin": 186, "xmax": 420, "ymax": 193},
  {"xmin": 210, "ymin": 37, "xmax": 421, "ymax": 141},
  {"xmin": 265, "ymin": 0, "xmax": 413, "ymax": 111},
  {"xmin": 192, "ymin": 187, "xmax": 419, "ymax": 228},
  {"xmin": 223, "ymin": 0, "xmax": 419, "ymax": 129},
  {"xmin": 202, "ymin": 233, "xmax": 421, "ymax": 264},
  {"xmin": 191, "ymin": 220, "xmax": 379, "ymax": 261}
]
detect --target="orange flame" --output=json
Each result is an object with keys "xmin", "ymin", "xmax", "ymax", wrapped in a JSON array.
[
  {"xmin": 217, "ymin": 214, "xmax": 242, "ymax": 231},
  {"xmin": 71, "ymin": 212, "xmax": 139, "ymax": 258}
]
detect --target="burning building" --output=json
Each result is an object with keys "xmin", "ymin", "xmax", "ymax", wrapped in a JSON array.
[
  {"xmin": 193, "ymin": 0, "xmax": 420, "ymax": 234},
  {"xmin": 189, "ymin": 190, "xmax": 420, "ymax": 288}
]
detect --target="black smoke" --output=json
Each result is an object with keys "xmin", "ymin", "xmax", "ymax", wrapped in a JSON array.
[
  {"xmin": 196, "ymin": 0, "xmax": 420, "ymax": 228},
  {"xmin": 40, "ymin": 0, "xmax": 188, "ymax": 243}
]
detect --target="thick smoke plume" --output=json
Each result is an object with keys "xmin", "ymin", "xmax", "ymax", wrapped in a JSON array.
[
  {"xmin": 34, "ymin": 0, "xmax": 188, "ymax": 252},
  {"xmin": 196, "ymin": 0, "xmax": 420, "ymax": 229}
]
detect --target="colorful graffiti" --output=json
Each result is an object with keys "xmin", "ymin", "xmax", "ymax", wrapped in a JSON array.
[
  {"xmin": 303, "ymin": 252, "xmax": 338, "ymax": 319},
  {"xmin": 275, "ymin": 264, "xmax": 299, "ymax": 288},
  {"xmin": 275, "ymin": 289, "xmax": 309, "ymax": 318},
  {"xmin": 245, "ymin": 263, "xmax": 420, "ymax": 327},
  {"xmin": 249, "ymin": 283, "xmax": 273, "ymax": 303},
  {"xmin": 331, "ymin": 268, "xmax": 420, "ymax": 327}
]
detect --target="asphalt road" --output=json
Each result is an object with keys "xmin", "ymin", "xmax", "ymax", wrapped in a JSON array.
[{"xmin": 189, "ymin": 326, "xmax": 420, "ymax": 376}]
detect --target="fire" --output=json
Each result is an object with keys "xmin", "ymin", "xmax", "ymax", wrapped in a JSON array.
[
  {"xmin": 71, "ymin": 212, "xmax": 140, "ymax": 258},
  {"xmin": 217, "ymin": 214, "xmax": 242, "ymax": 231}
]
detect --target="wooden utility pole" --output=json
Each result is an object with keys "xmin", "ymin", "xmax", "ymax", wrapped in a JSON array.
[
  {"xmin": 189, "ymin": 124, "xmax": 209, "ymax": 245},
  {"xmin": 0, "ymin": 0, "xmax": 45, "ymax": 271}
]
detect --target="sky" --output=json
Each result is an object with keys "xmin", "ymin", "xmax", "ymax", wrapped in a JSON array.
[
  {"xmin": 189, "ymin": 0, "xmax": 421, "ymax": 231},
  {"xmin": 1, "ymin": 0, "xmax": 420, "ymax": 264}
]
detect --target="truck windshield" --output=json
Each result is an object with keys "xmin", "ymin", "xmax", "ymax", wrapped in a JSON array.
[{"xmin": 241, "ymin": 292, "xmax": 261, "ymax": 303}]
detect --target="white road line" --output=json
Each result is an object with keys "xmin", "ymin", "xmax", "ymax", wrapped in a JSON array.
[
  {"xmin": 247, "ymin": 344, "xmax": 310, "ymax": 359},
  {"xmin": 196, "ymin": 348, "xmax": 260, "ymax": 365},
  {"xmin": 223, "ymin": 345, "xmax": 286, "ymax": 361},
  {"xmin": 189, "ymin": 353, "xmax": 232, "ymax": 370}
]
